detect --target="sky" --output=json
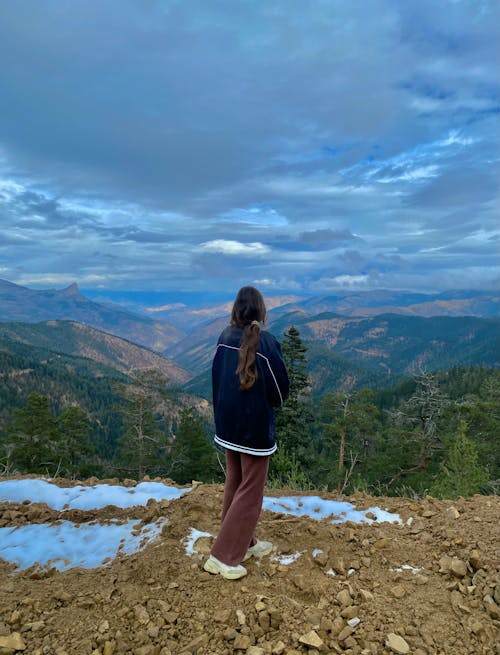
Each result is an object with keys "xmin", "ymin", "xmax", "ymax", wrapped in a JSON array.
[
  {"xmin": 0, "ymin": 479, "xmax": 401, "ymax": 570},
  {"xmin": 0, "ymin": 0, "xmax": 498, "ymax": 297}
]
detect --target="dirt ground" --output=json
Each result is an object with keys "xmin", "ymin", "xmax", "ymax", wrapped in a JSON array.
[{"xmin": 0, "ymin": 477, "xmax": 499, "ymax": 655}]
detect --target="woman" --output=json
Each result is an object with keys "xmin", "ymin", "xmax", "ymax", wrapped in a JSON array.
[{"xmin": 204, "ymin": 286, "xmax": 290, "ymax": 580}]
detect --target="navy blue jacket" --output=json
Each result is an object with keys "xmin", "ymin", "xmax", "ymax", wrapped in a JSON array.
[{"xmin": 212, "ymin": 325, "xmax": 290, "ymax": 456}]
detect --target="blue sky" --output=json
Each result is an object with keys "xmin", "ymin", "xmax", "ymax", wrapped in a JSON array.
[{"xmin": 0, "ymin": 0, "xmax": 498, "ymax": 295}]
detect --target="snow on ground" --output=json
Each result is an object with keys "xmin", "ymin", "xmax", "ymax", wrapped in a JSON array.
[
  {"xmin": 263, "ymin": 495, "xmax": 401, "ymax": 524},
  {"xmin": 183, "ymin": 528, "xmax": 212, "ymax": 556},
  {"xmin": 0, "ymin": 479, "xmax": 190, "ymax": 510},
  {"xmin": 0, "ymin": 479, "xmax": 403, "ymax": 572},
  {"xmin": 0, "ymin": 518, "xmax": 168, "ymax": 571}
]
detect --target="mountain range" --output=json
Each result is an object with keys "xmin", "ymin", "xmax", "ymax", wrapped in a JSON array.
[
  {"xmin": 1, "ymin": 278, "xmax": 498, "ymax": 396},
  {"xmin": 0, "ymin": 278, "xmax": 183, "ymax": 351}
]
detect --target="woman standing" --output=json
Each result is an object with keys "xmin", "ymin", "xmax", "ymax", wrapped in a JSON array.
[{"xmin": 204, "ymin": 286, "xmax": 290, "ymax": 580}]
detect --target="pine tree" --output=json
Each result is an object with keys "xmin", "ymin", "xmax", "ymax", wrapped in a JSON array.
[
  {"xmin": 169, "ymin": 407, "xmax": 219, "ymax": 484},
  {"xmin": 430, "ymin": 421, "xmax": 489, "ymax": 498},
  {"xmin": 273, "ymin": 326, "xmax": 313, "ymax": 483},
  {"xmin": 5, "ymin": 393, "xmax": 61, "ymax": 474},
  {"xmin": 57, "ymin": 406, "xmax": 95, "ymax": 478}
]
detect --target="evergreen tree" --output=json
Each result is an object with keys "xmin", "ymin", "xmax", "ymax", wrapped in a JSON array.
[
  {"xmin": 57, "ymin": 406, "xmax": 95, "ymax": 478},
  {"xmin": 430, "ymin": 421, "xmax": 489, "ymax": 498},
  {"xmin": 4, "ymin": 393, "xmax": 60, "ymax": 474},
  {"xmin": 273, "ymin": 326, "xmax": 313, "ymax": 484},
  {"xmin": 169, "ymin": 407, "xmax": 219, "ymax": 484}
]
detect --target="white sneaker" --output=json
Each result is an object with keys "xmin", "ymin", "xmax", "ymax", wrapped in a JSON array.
[
  {"xmin": 243, "ymin": 540, "xmax": 273, "ymax": 561},
  {"xmin": 203, "ymin": 555, "xmax": 247, "ymax": 580}
]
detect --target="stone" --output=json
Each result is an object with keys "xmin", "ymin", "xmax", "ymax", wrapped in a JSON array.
[
  {"xmin": 247, "ymin": 648, "xmax": 265, "ymax": 655},
  {"xmin": 330, "ymin": 557, "xmax": 346, "ymax": 575},
  {"xmin": 469, "ymin": 549, "xmax": 482, "ymax": 571},
  {"xmin": 446, "ymin": 507, "xmax": 460, "ymax": 520},
  {"xmin": 236, "ymin": 609, "xmax": 247, "ymax": 626},
  {"xmin": 340, "ymin": 605, "xmax": 359, "ymax": 619},
  {"xmin": 336, "ymin": 589, "xmax": 352, "ymax": 607},
  {"xmin": 0, "ymin": 633, "xmax": 26, "ymax": 650},
  {"xmin": 347, "ymin": 617, "xmax": 360, "ymax": 628},
  {"xmin": 182, "ymin": 634, "xmax": 208, "ymax": 653},
  {"xmin": 337, "ymin": 625, "xmax": 354, "ymax": 641},
  {"xmin": 450, "ymin": 558, "xmax": 467, "ymax": 578},
  {"xmin": 103, "ymin": 642, "xmax": 114, "ymax": 655},
  {"xmin": 390, "ymin": 585, "xmax": 406, "ymax": 599},
  {"xmin": 298, "ymin": 630, "xmax": 324, "ymax": 649},
  {"xmin": 272, "ymin": 641, "xmax": 286, "ymax": 655},
  {"xmin": 438, "ymin": 555, "xmax": 453, "ymax": 573},
  {"xmin": 385, "ymin": 633, "xmax": 410, "ymax": 654},
  {"xmin": 359, "ymin": 588, "xmax": 374, "ymax": 602},
  {"xmin": 233, "ymin": 633, "xmax": 251, "ymax": 650},
  {"xmin": 374, "ymin": 538, "xmax": 390, "ymax": 549}
]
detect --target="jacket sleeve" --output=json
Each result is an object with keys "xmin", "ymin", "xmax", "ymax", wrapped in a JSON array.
[{"xmin": 262, "ymin": 337, "xmax": 290, "ymax": 407}]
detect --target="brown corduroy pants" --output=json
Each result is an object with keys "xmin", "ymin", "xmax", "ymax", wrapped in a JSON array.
[{"xmin": 210, "ymin": 449, "xmax": 270, "ymax": 566}]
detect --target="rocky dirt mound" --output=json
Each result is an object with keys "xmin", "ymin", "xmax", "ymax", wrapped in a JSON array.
[{"xmin": 0, "ymin": 479, "xmax": 499, "ymax": 655}]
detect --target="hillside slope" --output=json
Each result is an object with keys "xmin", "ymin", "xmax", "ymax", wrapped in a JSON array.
[
  {"xmin": 0, "ymin": 478, "xmax": 498, "ymax": 654},
  {"xmin": 0, "ymin": 320, "xmax": 191, "ymax": 385},
  {"xmin": 0, "ymin": 279, "xmax": 184, "ymax": 352}
]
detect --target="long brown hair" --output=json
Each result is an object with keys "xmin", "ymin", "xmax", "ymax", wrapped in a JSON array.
[{"xmin": 231, "ymin": 286, "xmax": 267, "ymax": 390}]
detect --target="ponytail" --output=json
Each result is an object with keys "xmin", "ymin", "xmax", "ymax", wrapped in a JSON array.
[
  {"xmin": 236, "ymin": 320, "xmax": 261, "ymax": 390},
  {"xmin": 230, "ymin": 286, "xmax": 267, "ymax": 391}
]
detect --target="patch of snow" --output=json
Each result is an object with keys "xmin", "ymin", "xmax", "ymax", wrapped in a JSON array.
[
  {"xmin": 0, "ymin": 518, "xmax": 167, "ymax": 571},
  {"xmin": 263, "ymin": 495, "xmax": 401, "ymax": 524},
  {"xmin": 183, "ymin": 528, "xmax": 212, "ymax": 556},
  {"xmin": 391, "ymin": 564, "xmax": 422, "ymax": 574},
  {"xmin": 272, "ymin": 551, "xmax": 302, "ymax": 565},
  {"xmin": 347, "ymin": 568, "xmax": 356, "ymax": 575},
  {"xmin": 0, "ymin": 479, "xmax": 190, "ymax": 510},
  {"xmin": 325, "ymin": 568, "xmax": 336, "ymax": 576},
  {"xmin": 312, "ymin": 548, "xmax": 323, "ymax": 558}
]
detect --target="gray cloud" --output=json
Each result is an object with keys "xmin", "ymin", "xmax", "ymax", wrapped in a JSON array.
[{"xmin": 0, "ymin": 0, "xmax": 498, "ymax": 294}]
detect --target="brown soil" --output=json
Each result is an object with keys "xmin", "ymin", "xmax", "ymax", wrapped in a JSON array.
[{"xmin": 0, "ymin": 478, "xmax": 499, "ymax": 655}]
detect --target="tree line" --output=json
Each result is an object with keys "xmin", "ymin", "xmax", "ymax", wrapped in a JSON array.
[{"xmin": 1, "ymin": 327, "xmax": 499, "ymax": 498}]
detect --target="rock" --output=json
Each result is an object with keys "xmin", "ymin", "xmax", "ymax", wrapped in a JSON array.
[
  {"xmin": 0, "ymin": 632, "xmax": 26, "ymax": 651},
  {"xmin": 340, "ymin": 605, "xmax": 359, "ymax": 619},
  {"xmin": 469, "ymin": 549, "xmax": 482, "ymax": 571},
  {"xmin": 450, "ymin": 558, "xmax": 467, "ymax": 578},
  {"xmin": 446, "ymin": 506, "xmax": 460, "ymax": 520},
  {"xmin": 374, "ymin": 538, "xmax": 390, "ymax": 548},
  {"xmin": 236, "ymin": 609, "xmax": 246, "ymax": 625},
  {"xmin": 359, "ymin": 588, "xmax": 374, "ymax": 602},
  {"xmin": 103, "ymin": 642, "xmax": 114, "ymax": 655},
  {"xmin": 347, "ymin": 617, "xmax": 360, "ymax": 628},
  {"xmin": 298, "ymin": 630, "xmax": 324, "ymax": 649},
  {"xmin": 135, "ymin": 646, "xmax": 154, "ymax": 655},
  {"xmin": 214, "ymin": 609, "xmax": 231, "ymax": 623},
  {"xmin": 134, "ymin": 605, "xmax": 150, "ymax": 625},
  {"xmin": 438, "ymin": 555, "xmax": 452, "ymax": 574},
  {"xmin": 337, "ymin": 625, "xmax": 354, "ymax": 641},
  {"xmin": 414, "ymin": 575, "xmax": 429, "ymax": 585},
  {"xmin": 223, "ymin": 627, "xmax": 236, "ymax": 641},
  {"xmin": 182, "ymin": 634, "xmax": 209, "ymax": 653},
  {"xmin": 336, "ymin": 589, "xmax": 352, "ymax": 607},
  {"xmin": 272, "ymin": 641, "xmax": 286, "ymax": 655},
  {"xmin": 98, "ymin": 620, "xmax": 110, "ymax": 634},
  {"xmin": 233, "ymin": 633, "xmax": 251, "ymax": 650},
  {"xmin": 390, "ymin": 585, "xmax": 406, "ymax": 599},
  {"xmin": 247, "ymin": 647, "xmax": 265, "ymax": 655},
  {"xmin": 385, "ymin": 633, "xmax": 410, "ymax": 654},
  {"xmin": 330, "ymin": 557, "xmax": 346, "ymax": 575}
]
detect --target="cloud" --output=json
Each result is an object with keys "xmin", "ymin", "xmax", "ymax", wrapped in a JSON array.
[
  {"xmin": 0, "ymin": 0, "xmax": 497, "ymax": 294},
  {"xmin": 201, "ymin": 240, "xmax": 271, "ymax": 256}
]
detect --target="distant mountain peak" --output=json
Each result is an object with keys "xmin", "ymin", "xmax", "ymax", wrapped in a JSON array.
[{"xmin": 60, "ymin": 282, "xmax": 81, "ymax": 296}]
